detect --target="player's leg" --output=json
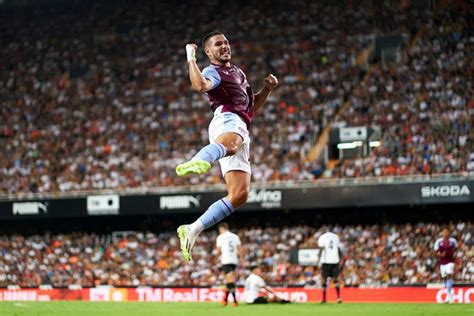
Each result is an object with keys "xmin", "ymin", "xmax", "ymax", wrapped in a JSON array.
[
  {"xmin": 333, "ymin": 265, "xmax": 342, "ymax": 303},
  {"xmin": 445, "ymin": 263, "xmax": 454, "ymax": 303},
  {"xmin": 440, "ymin": 264, "xmax": 450, "ymax": 303},
  {"xmin": 183, "ymin": 143, "xmax": 249, "ymax": 237},
  {"xmin": 177, "ymin": 191, "xmax": 238, "ymax": 261},
  {"xmin": 221, "ymin": 267, "xmax": 230, "ymax": 305},
  {"xmin": 225, "ymin": 269, "xmax": 238, "ymax": 306},
  {"xmin": 322, "ymin": 278, "xmax": 328, "ymax": 303},
  {"xmin": 185, "ymin": 169, "xmax": 248, "ymax": 240},
  {"xmin": 175, "ymin": 142, "xmax": 224, "ymax": 176},
  {"xmin": 268, "ymin": 293, "xmax": 290, "ymax": 304},
  {"xmin": 251, "ymin": 297, "xmax": 269, "ymax": 304},
  {"xmin": 177, "ymin": 113, "xmax": 250, "ymax": 261},
  {"xmin": 321, "ymin": 264, "xmax": 328, "ymax": 303},
  {"xmin": 177, "ymin": 148, "xmax": 250, "ymax": 261},
  {"xmin": 175, "ymin": 113, "xmax": 244, "ymax": 177}
]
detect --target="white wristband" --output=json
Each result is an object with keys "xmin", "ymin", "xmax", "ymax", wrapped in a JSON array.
[{"xmin": 186, "ymin": 45, "xmax": 196, "ymax": 62}]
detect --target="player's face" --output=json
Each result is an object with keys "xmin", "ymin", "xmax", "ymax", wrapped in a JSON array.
[
  {"xmin": 205, "ymin": 34, "xmax": 231, "ymax": 63},
  {"xmin": 442, "ymin": 229, "xmax": 449, "ymax": 239}
]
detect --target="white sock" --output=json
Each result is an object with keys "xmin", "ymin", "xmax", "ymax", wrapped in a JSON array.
[{"xmin": 188, "ymin": 220, "xmax": 205, "ymax": 240}]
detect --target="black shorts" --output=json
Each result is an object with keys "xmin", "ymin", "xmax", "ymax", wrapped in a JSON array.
[
  {"xmin": 221, "ymin": 264, "xmax": 237, "ymax": 274},
  {"xmin": 322, "ymin": 263, "xmax": 340, "ymax": 280},
  {"xmin": 250, "ymin": 297, "xmax": 268, "ymax": 304}
]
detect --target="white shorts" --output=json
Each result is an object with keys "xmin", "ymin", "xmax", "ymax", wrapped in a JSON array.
[
  {"xmin": 208, "ymin": 107, "xmax": 251, "ymax": 176},
  {"xmin": 440, "ymin": 263, "xmax": 454, "ymax": 278}
]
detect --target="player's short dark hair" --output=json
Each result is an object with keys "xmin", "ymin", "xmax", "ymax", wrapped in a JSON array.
[
  {"xmin": 218, "ymin": 222, "xmax": 229, "ymax": 230},
  {"xmin": 250, "ymin": 263, "xmax": 267, "ymax": 271},
  {"xmin": 202, "ymin": 31, "xmax": 224, "ymax": 48}
]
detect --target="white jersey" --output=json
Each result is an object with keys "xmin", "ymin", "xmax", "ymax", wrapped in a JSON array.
[
  {"xmin": 216, "ymin": 231, "xmax": 241, "ymax": 265},
  {"xmin": 244, "ymin": 273, "xmax": 266, "ymax": 303},
  {"xmin": 317, "ymin": 232, "xmax": 342, "ymax": 264}
]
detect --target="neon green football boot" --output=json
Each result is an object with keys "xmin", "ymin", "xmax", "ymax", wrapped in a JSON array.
[
  {"xmin": 175, "ymin": 159, "xmax": 211, "ymax": 176},
  {"xmin": 177, "ymin": 225, "xmax": 195, "ymax": 261}
]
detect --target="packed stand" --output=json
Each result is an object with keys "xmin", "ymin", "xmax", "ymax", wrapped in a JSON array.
[
  {"xmin": 331, "ymin": 8, "xmax": 473, "ymax": 178},
  {"xmin": 0, "ymin": 1, "xmax": 422, "ymax": 194},
  {"xmin": 0, "ymin": 222, "xmax": 471, "ymax": 287}
]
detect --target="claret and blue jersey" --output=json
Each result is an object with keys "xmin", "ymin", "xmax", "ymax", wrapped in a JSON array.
[
  {"xmin": 202, "ymin": 63, "xmax": 254, "ymax": 127},
  {"xmin": 434, "ymin": 237, "xmax": 457, "ymax": 265}
]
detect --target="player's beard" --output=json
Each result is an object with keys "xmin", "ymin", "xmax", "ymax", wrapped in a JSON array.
[{"xmin": 213, "ymin": 51, "xmax": 231, "ymax": 63}]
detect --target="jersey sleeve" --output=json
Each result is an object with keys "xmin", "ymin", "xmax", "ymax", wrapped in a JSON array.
[
  {"xmin": 202, "ymin": 66, "xmax": 221, "ymax": 90},
  {"xmin": 433, "ymin": 239, "xmax": 441, "ymax": 251},
  {"xmin": 450, "ymin": 237, "xmax": 458, "ymax": 248},
  {"xmin": 317, "ymin": 235, "xmax": 325, "ymax": 248},
  {"xmin": 216, "ymin": 235, "xmax": 222, "ymax": 248}
]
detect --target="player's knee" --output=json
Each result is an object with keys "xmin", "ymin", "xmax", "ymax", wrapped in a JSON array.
[
  {"xmin": 223, "ymin": 143, "xmax": 240, "ymax": 156},
  {"xmin": 228, "ymin": 187, "xmax": 248, "ymax": 207},
  {"xmin": 217, "ymin": 134, "xmax": 243, "ymax": 156}
]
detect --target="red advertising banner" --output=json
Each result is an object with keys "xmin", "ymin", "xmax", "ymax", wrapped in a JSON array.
[
  {"xmin": 0, "ymin": 287, "xmax": 472, "ymax": 304},
  {"xmin": 0, "ymin": 288, "xmax": 88, "ymax": 301}
]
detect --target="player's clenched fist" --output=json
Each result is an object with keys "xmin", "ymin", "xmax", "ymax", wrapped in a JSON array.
[
  {"xmin": 263, "ymin": 74, "xmax": 278, "ymax": 91},
  {"xmin": 186, "ymin": 43, "xmax": 198, "ymax": 62}
]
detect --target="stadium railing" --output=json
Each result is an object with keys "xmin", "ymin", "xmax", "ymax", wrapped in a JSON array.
[{"xmin": 0, "ymin": 172, "xmax": 472, "ymax": 201}]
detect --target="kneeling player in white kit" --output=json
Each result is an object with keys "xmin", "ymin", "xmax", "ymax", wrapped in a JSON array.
[
  {"xmin": 216, "ymin": 223, "xmax": 241, "ymax": 306},
  {"xmin": 244, "ymin": 265, "xmax": 290, "ymax": 304},
  {"xmin": 318, "ymin": 230, "xmax": 344, "ymax": 303}
]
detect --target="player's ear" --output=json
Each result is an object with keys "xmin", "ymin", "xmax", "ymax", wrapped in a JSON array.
[{"xmin": 204, "ymin": 46, "xmax": 211, "ymax": 57}]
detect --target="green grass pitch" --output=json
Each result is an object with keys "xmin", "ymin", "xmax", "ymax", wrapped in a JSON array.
[{"xmin": 0, "ymin": 302, "xmax": 472, "ymax": 316}]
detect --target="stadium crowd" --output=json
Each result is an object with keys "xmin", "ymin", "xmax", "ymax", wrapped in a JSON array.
[
  {"xmin": 0, "ymin": 222, "xmax": 472, "ymax": 288},
  {"xmin": 331, "ymin": 9, "xmax": 473, "ymax": 178},
  {"xmin": 0, "ymin": 1, "xmax": 447, "ymax": 194}
]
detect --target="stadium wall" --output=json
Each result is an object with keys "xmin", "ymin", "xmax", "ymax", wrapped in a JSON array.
[
  {"xmin": 0, "ymin": 287, "xmax": 472, "ymax": 304},
  {"xmin": 0, "ymin": 178, "xmax": 472, "ymax": 218}
]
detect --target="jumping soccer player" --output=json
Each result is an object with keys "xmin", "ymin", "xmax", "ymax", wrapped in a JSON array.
[
  {"xmin": 176, "ymin": 31, "xmax": 278, "ymax": 261},
  {"xmin": 434, "ymin": 228, "xmax": 457, "ymax": 303},
  {"xmin": 317, "ymin": 229, "xmax": 344, "ymax": 304},
  {"xmin": 216, "ymin": 223, "xmax": 242, "ymax": 306}
]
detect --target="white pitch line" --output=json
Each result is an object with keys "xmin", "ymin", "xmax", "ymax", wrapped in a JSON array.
[{"xmin": 13, "ymin": 302, "xmax": 28, "ymax": 308}]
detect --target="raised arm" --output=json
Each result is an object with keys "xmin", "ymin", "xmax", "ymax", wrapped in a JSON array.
[
  {"xmin": 254, "ymin": 74, "xmax": 278, "ymax": 112},
  {"xmin": 186, "ymin": 44, "xmax": 213, "ymax": 93}
]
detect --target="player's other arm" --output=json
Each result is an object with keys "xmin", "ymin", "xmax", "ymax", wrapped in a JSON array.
[
  {"xmin": 216, "ymin": 236, "xmax": 222, "ymax": 258},
  {"xmin": 237, "ymin": 245, "xmax": 244, "ymax": 260},
  {"xmin": 338, "ymin": 246, "xmax": 345, "ymax": 269},
  {"xmin": 263, "ymin": 285, "xmax": 275, "ymax": 295},
  {"xmin": 433, "ymin": 239, "xmax": 444, "ymax": 257},
  {"xmin": 253, "ymin": 74, "xmax": 278, "ymax": 112},
  {"xmin": 186, "ymin": 44, "xmax": 213, "ymax": 93},
  {"xmin": 236, "ymin": 237, "xmax": 243, "ymax": 259}
]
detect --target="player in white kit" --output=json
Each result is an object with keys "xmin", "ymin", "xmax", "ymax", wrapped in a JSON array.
[
  {"xmin": 243, "ymin": 265, "xmax": 290, "ymax": 304},
  {"xmin": 216, "ymin": 223, "xmax": 241, "ymax": 306},
  {"xmin": 317, "ymin": 230, "xmax": 344, "ymax": 303}
]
